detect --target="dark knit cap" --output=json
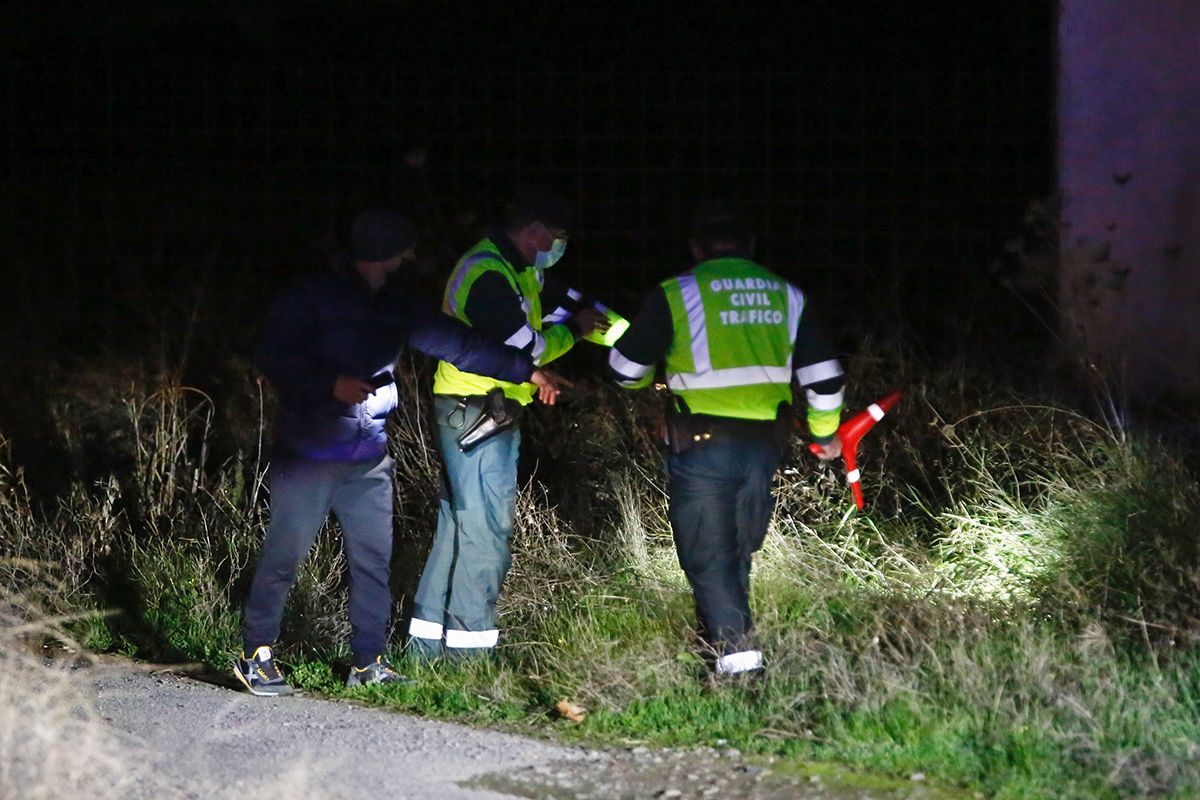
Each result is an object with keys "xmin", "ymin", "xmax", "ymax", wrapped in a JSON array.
[{"xmin": 350, "ymin": 209, "xmax": 417, "ymax": 261}]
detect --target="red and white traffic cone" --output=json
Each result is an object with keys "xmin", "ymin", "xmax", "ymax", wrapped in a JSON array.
[{"xmin": 809, "ymin": 391, "xmax": 902, "ymax": 509}]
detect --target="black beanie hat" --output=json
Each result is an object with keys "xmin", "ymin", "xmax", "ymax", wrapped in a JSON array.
[{"xmin": 350, "ymin": 209, "xmax": 417, "ymax": 261}]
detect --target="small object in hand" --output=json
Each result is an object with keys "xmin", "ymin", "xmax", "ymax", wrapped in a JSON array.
[
  {"xmin": 370, "ymin": 371, "xmax": 395, "ymax": 389},
  {"xmin": 555, "ymin": 698, "xmax": 588, "ymax": 722}
]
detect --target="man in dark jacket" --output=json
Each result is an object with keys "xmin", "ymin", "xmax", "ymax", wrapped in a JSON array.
[{"xmin": 235, "ymin": 209, "xmax": 560, "ymax": 696}]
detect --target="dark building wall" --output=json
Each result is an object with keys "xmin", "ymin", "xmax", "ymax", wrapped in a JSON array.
[{"xmin": 1059, "ymin": 0, "xmax": 1200, "ymax": 397}]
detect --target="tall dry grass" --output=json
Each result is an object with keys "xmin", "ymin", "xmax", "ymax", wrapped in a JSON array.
[
  {"xmin": 0, "ymin": 586, "xmax": 160, "ymax": 799},
  {"xmin": 2, "ymin": 350, "xmax": 1199, "ymax": 798}
]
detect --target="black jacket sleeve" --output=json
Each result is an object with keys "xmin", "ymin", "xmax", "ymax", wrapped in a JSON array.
[
  {"xmin": 539, "ymin": 272, "xmax": 589, "ymax": 330},
  {"xmin": 461, "ymin": 272, "xmax": 533, "ymax": 344},
  {"xmin": 401, "ymin": 295, "xmax": 534, "ymax": 384},
  {"xmin": 461, "ymin": 270, "xmax": 580, "ymax": 365},
  {"xmin": 254, "ymin": 283, "xmax": 339, "ymax": 408},
  {"xmin": 792, "ymin": 308, "xmax": 845, "ymax": 396},
  {"xmin": 608, "ymin": 286, "xmax": 673, "ymax": 387}
]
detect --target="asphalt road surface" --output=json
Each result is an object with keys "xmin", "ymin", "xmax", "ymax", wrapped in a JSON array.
[
  {"xmin": 84, "ymin": 663, "xmax": 956, "ymax": 800},
  {"xmin": 91, "ymin": 666, "xmax": 576, "ymax": 800}
]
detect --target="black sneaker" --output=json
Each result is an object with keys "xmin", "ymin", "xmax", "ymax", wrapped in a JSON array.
[
  {"xmin": 346, "ymin": 656, "xmax": 412, "ymax": 687},
  {"xmin": 234, "ymin": 645, "xmax": 293, "ymax": 697}
]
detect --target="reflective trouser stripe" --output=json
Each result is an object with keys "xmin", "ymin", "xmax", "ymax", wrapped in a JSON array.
[
  {"xmin": 409, "ymin": 618, "xmax": 444, "ymax": 640},
  {"xmin": 716, "ymin": 650, "xmax": 763, "ymax": 675},
  {"xmin": 445, "ymin": 629, "xmax": 499, "ymax": 649}
]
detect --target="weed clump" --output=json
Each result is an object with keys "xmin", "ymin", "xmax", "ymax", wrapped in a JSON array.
[{"xmin": 0, "ymin": 587, "xmax": 158, "ymax": 799}]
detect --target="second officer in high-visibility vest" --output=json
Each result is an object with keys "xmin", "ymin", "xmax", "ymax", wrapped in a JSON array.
[
  {"xmin": 608, "ymin": 202, "xmax": 845, "ymax": 677},
  {"xmin": 408, "ymin": 184, "xmax": 627, "ymax": 660}
]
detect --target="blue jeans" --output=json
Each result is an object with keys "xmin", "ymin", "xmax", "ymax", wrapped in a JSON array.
[
  {"xmin": 667, "ymin": 431, "xmax": 781, "ymax": 658},
  {"xmin": 242, "ymin": 452, "xmax": 394, "ymax": 665},
  {"xmin": 408, "ymin": 395, "xmax": 521, "ymax": 659}
]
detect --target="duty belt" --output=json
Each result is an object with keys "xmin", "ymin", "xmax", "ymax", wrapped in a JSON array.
[{"xmin": 663, "ymin": 406, "xmax": 792, "ymax": 456}]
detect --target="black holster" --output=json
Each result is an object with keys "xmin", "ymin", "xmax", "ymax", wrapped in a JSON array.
[{"xmin": 456, "ymin": 388, "xmax": 521, "ymax": 452}]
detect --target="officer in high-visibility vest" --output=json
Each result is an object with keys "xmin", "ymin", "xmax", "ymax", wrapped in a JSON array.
[
  {"xmin": 608, "ymin": 201, "xmax": 844, "ymax": 677},
  {"xmin": 408, "ymin": 184, "xmax": 628, "ymax": 660}
]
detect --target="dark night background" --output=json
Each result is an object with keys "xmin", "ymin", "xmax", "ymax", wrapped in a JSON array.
[{"xmin": 0, "ymin": 1, "xmax": 1057, "ymax": 487}]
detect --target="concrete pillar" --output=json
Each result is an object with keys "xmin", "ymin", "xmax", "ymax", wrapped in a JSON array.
[{"xmin": 1058, "ymin": 0, "xmax": 1200, "ymax": 399}]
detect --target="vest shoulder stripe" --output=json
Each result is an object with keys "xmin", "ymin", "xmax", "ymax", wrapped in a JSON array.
[
  {"xmin": 446, "ymin": 249, "xmax": 508, "ymax": 313},
  {"xmin": 786, "ymin": 282, "xmax": 805, "ymax": 343},
  {"xmin": 677, "ymin": 272, "xmax": 711, "ymax": 373}
]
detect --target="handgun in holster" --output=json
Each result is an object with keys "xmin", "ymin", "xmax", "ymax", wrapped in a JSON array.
[{"xmin": 457, "ymin": 388, "xmax": 519, "ymax": 453}]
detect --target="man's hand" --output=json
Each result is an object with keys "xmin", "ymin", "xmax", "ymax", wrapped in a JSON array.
[
  {"xmin": 570, "ymin": 308, "xmax": 611, "ymax": 338},
  {"xmin": 333, "ymin": 375, "xmax": 375, "ymax": 405},
  {"xmin": 530, "ymin": 368, "xmax": 574, "ymax": 406},
  {"xmin": 812, "ymin": 437, "xmax": 843, "ymax": 461}
]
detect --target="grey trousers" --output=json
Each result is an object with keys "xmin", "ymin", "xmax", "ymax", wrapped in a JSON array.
[
  {"xmin": 408, "ymin": 395, "xmax": 521, "ymax": 659},
  {"xmin": 242, "ymin": 452, "xmax": 394, "ymax": 665}
]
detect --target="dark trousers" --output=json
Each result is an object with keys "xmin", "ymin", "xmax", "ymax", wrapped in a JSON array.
[
  {"xmin": 667, "ymin": 432, "xmax": 781, "ymax": 656},
  {"xmin": 242, "ymin": 452, "xmax": 394, "ymax": 665}
]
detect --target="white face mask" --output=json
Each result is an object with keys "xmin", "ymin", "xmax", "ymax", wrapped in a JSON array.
[{"xmin": 534, "ymin": 238, "xmax": 567, "ymax": 269}]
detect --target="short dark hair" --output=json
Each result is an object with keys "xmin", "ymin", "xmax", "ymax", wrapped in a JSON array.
[
  {"xmin": 503, "ymin": 184, "xmax": 571, "ymax": 232},
  {"xmin": 350, "ymin": 209, "xmax": 417, "ymax": 261},
  {"xmin": 692, "ymin": 199, "xmax": 755, "ymax": 255}
]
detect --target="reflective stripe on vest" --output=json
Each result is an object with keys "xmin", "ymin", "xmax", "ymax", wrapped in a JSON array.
[
  {"xmin": 434, "ymin": 239, "xmax": 554, "ymax": 403},
  {"xmin": 444, "ymin": 250, "xmax": 504, "ymax": 315},
  {"xmin": 665, "ymin": 266, "xmax": 804, "ymax": 391}
]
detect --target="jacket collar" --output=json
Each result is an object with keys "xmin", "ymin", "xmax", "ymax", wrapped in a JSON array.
[
  {"xmin": 333, "ymin": 251, "xmax": 377, "ymax": 294},
  {"xmin": 490, "ymin": 228, "xmax": 532, "ymax": 270}
]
